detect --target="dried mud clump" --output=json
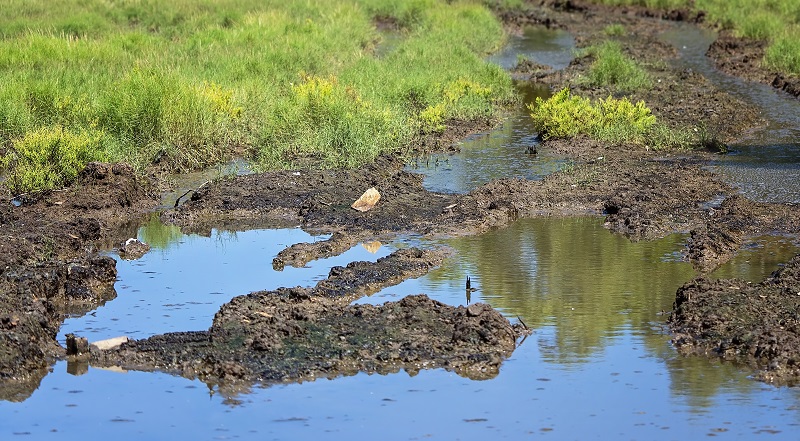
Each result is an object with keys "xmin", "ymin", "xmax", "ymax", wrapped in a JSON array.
[{"xmin": 669, "ymin": 255, "xmax": 800, "ymax": 385}]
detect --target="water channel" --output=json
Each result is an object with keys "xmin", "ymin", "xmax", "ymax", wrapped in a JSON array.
[
  {"xmin": 659, "ymin": 23, "xmax": 800, "ymax": 204},
  {"xmin": 3, "ymin": 22, "xmax": 800, "ymax": 440}
]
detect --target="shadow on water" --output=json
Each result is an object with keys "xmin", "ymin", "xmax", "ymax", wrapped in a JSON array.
[
  {"xmin": 407, "ymin": 27, "xmax": 575, "ymax": 194},
  {"xmin": 660, "ymin": 23, "xmax": 800, "ymax": 204}
]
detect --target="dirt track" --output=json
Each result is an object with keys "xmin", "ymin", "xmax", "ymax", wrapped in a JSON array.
[{"xmin": 2, "ymin": 0, "xmax": 800, "ymax": 397}]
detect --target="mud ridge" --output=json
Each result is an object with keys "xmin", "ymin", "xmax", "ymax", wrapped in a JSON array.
[
  {"xmin": 669, "ymin": 255, "xmax": 800, "ymax": 385},
  {"xmin": 90, "ymin": 248, "xmax": 529, "ymax": 393}
]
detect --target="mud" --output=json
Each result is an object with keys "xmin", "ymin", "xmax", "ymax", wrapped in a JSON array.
[
  {"xmin": 91, "ymin": 248, "xmax": 529, "ymax": 391},
  {"xmin": 669, "ymin": 255, "xmax": 800, "ymax": 385},
  {"xmin": 707, "ymin": 31, "xmax": 800, "ymax": 99},
  {"xmin": 2, "ymin": 1, "xmax": 800, "ymax": 395}
]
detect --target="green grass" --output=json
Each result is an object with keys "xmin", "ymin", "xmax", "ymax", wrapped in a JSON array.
[
  {"xmin": 0, "ymin": 0, "xmax": 515, "ymax": 194},
  {"xmin": 588, "ymin": 0, "xmax": 800, "ymax": 76},
  {"xmin": 603, "ymin": 24, "xmax": 627, "ymax": 37},
  {"xmin": 581, "ymin": 41, "xmax": 652, "ymax": 92}
]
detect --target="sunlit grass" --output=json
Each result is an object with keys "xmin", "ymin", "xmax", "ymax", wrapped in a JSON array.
[
  {"xmin": 587, "ymin": 0, "xmax": 800, "ymax": 76},
  {"xmin": 581, "ymin": 41, "xmax": 652, "ymax": 92},
  {"xmin": 0, "ymin": 0, "xmax": 515, "ymax": 194}
]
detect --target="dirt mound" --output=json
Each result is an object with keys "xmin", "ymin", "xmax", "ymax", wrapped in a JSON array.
[
  {"xmin": 91, "ymin": 248, "xmax": 529, "ymax": 392},
  {"xmin": 669, "ymin": 255, "xmax": 800, "ymax": 384}
]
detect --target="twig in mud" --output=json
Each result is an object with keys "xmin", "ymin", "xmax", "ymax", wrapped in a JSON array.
[{"xmin": 517, "ymin": 316, "xmax": 528, "ymax": 330}]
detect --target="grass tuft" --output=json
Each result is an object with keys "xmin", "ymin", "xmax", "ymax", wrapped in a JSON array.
[{"xmin": 582, "ymin": 41, "xmax": 652, "ymax": 92}]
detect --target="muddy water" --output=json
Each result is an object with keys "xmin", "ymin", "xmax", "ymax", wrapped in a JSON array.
[
  {"xmin": 6, "ymin": 218, "xmax": 800, "ymax": 439},
  {"xmin": 57, "ymin": 220, "xmax": 395, "ymax": 344},
  {"xmin": 660, "ymin": 23, "xmax": 800, "ymax": 204},
  {"xmin": 407, "ymin": 27, "xmax": 574, "ymax": 194}
]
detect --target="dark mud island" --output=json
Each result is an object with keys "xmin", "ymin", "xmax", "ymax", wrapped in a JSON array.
[{"xmin": 2, "ymin": 1, "xmax": 800, "ymax": 401}]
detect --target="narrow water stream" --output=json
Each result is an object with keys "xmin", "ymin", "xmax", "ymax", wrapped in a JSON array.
[
  {"xmin": 4, "ymin": 23, "xmax": 800, "ymax": 440},
  {"xmin": 660, "ymin": 23, "xmax": 800, "ymax": 204},
  {"xmin": 406, "ymin": 27, "xmax": 574, "ymax": 194}
]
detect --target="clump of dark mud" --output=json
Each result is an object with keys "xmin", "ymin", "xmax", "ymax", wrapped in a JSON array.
[
  {"xmin": 91, "ymin": 248, "xmax": 529, "ymax": 391},
  {"xmin": 669, "ymin": 254, "xmax": 800, "ymax": 385},
  {"xmin": 0, "ymin": 162, "xmax": 157, "ymax": 396}
]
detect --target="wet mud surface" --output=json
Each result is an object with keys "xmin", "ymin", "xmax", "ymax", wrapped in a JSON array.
[
  {"xmin": 90, "ymin": 248, "xmax": 528, "ymax": 391},
  {"xmin": 670, "ymin": 255, "xmax": 800, "ymax": 385},
  {"xmin": 3, "ymin": 0, "xmax": 800, "ymax": 394}
]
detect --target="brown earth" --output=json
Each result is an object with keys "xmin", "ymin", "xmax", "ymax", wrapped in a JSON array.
[{"xmin": 2, "ymin": 0, "xmax": 800, "ymax": 398}]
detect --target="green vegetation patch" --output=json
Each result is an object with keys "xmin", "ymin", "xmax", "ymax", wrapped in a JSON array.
[
  {"xmin": 588, "ymin": 0, "xmax": 800, "ymax": 76},
  {"xmin": 529, "ymin": 88, "xmax": 655, "ymax": 146},
  {"xmin": 582, "ymin": 41, "xmax": 651, "ymax": 92},
  {"xmin": 0, "ymin": 0, "xmax": 515, "ymax": 193},
  {"xmin": 1, "ymin": 126, "xmax": 109, "ymax": 194},
  {"xmin": 530, "ymin": 88, "xmax": 716, "ymax": 151}
]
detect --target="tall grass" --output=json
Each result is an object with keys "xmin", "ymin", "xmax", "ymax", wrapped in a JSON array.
[{"xmin": 0, "ymin": 0, "xmax": 515, "ymax": 194}]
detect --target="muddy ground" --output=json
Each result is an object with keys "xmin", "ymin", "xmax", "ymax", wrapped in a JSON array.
[{"xmin": 2, "ymin": 0, "xmax": 800, "ymax": 398}]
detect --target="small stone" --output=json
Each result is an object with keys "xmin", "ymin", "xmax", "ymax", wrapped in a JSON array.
[
  {"xmin": 65, "ymin": 333, "xmax": 89, "ymax": 356},
  {"xmin": 90, "ymin": 336, "xmax": 130, "ymax": 351},
  {"xmin": 467, "ymin": 303, "xmax": 485, "ymax": 317},
  {"xmin": 351, "ymin": 187, "xmax": 380, "ymax": 212}
]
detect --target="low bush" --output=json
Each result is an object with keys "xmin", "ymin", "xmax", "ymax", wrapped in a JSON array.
[
  {"xmin": 529, "ymin": 87, "xmax": 655, "ymax": 145},
  {"xmin": 1, "ymin": 126, "xmax": 109, "ymax": 194}
]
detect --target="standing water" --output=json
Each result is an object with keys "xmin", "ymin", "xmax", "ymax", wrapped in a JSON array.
[
  {"xmin": 407, "ymin": 27, "xmax": 574, "ymax": 194},
  {"xmin": 4, "ymin": 218, "xmax": 800, "ymax": 439},
  {"xmin": 660, "ymin": 23, "xmax": 800, "ymax": 204}
]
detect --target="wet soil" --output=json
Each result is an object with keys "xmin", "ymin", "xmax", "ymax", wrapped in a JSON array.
[
  {"xmin": 90, "ymin": 248, "xmax": 529, "ymax": 392},
  {"xmin": 2, "ymin": 0, "xmax": 800, "ymax": 394},
  {"xmin": 707, "ymin": 31, "xmax": 800, "ymax": 99},
  {"xmin": 669, "ymin": 255, "xmax": 800, "ymax": 385}
]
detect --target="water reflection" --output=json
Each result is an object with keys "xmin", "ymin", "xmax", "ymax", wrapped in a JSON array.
[
  {"xmin": 366, "ymin": 218, "xmax": 695, "ymax": 363},
  {"xmin": 407, "ymin": 26, "xmax": 575, "ymax": 194},
  {"xmin": 354, "ymin": 217, "xmax": 800, "ymax": 421},
  {"xmin": 408, "ymin": 81, "xmax": 566, "ymax": 194},
  {"xmin": 660, "ymin": 23, "xmax": 800, "ymax": 204},
  {"xmin": 488, "ymin": 26, "xmax": 575, "ymax": 71},
  {"xmin": 709, "ymin": 235, "xmax": 800, "ymax": 282},
  {"xmin": 58, "ymin": 225, "xmax": 394, "ymax": 344}
]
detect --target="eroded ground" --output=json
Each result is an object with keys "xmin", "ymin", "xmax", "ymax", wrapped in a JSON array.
[{"xmin": 3, "ymin": 0, "xmax": 800, "ymax": 396}]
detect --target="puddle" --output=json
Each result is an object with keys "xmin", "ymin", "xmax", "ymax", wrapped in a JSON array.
[
  {"xmin": 58, "ymin": 220, "xmax": 397, "ymax": 344},
  {"xmin": 408, "ymin": 82, "xmax": 567, "ymax": 194},
  {"xmin": 488, "ymin": 26, "xmax": 575, "ymax": 71},
  {"xmin": 709, "ymin": 235, "xmax": 800, "ymax": 283},
  {"xmin": 407, "ymin": 27, "xmax": 575, "ymax": 194},
  {"xmin": 159, "ymin": 159, "xmax": 252, "ymax": 209},
  {"xmin": 7, "ymin": 218, "xmax": 800, "ymax": 439},
  {"xmin": 660, "ymin": 23, "xmax": 800, "ymax": 204}
]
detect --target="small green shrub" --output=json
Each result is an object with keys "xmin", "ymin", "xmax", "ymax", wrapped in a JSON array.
[
  {"xmin": 2, "ymin": 126, "xmax": 109, "ymax": 194},
  {"xmin": 583, "ymin": 41, "xmax": 652, "ymax": 92},
  {"xmin": 529, "ymin": 87, "xmax": 655, "ymax": 145},
  {"xmin": 603, "ymin": 24, "xmax": 626, "ymax": 36}
]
